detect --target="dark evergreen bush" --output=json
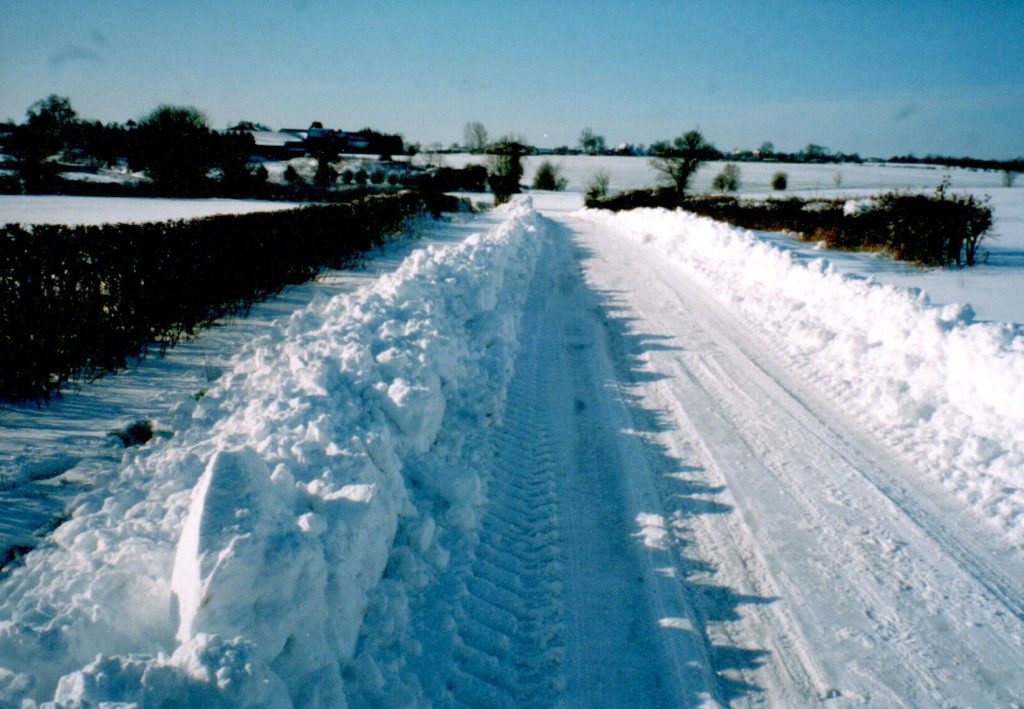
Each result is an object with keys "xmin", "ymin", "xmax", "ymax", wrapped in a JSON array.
[{"xmin": 771, "ymin": 171, "xmax": 788, "ymax": 191}]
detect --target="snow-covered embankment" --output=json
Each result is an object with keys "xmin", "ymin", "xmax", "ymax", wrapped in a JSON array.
[
  {"xmin": 0, "ymin": 199, "xmax": 545, "ymax": 706},
  {"xmin": 581, "ymin": 207, "xmax": 1024, "ymax": 542}
]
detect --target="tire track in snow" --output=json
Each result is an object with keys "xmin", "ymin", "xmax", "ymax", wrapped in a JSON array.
[
  {"xmin": 445, "ymin": 356, "xmax": 567, "ymax": 707},
  {"xmin": 440, "ymin": 227, "xmax": 700, "ymax": 707}
]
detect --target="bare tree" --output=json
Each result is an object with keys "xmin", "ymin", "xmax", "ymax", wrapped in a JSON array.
[
  {"xmin": 650, "ymin": 129, "xmax": 717, "ymax": 197},
  {"xmin": 464, "ymin": 121, "xmax": 488, "ymax": 153},
  {"xmin": 579, "ymin": 127, "xmax": 606, "ymax": 155}
]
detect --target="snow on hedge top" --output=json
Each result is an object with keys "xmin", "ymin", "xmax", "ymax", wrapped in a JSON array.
[
  {"xmin": 0, "ymin": 195, "xmax": 302, "ymax": 226},
  {"xmin": 0, "ymin": 198, "xmax": 545, "ymax": 707},
  {"xmin": 581, "ymin": 206, "xmax": 1024, "ymax": 543}
]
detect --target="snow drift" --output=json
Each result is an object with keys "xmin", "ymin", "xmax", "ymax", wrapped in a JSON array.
[
  {"xmin": 0, "ymin": 198, "xmax": 545, "ymax": 707},
  {"xmin": 581, "ymin": 207, "xmax": 1024, "ymax": 542}
]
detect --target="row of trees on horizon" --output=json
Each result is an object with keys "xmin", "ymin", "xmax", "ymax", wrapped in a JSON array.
[
  {"xmin": 1, "ymin": 95, "xmax": 1020, "ymax": 198},
  {"xmin": 459, "ymin": 122, "xmax": 1022, "ymax": 174}
]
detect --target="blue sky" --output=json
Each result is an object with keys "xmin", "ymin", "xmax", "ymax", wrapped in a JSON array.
[{"xmin": 1, "ymin": 1, "xmax": 1021, "ymax": 158}]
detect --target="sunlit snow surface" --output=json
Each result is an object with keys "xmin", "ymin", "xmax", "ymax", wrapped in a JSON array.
[
  {"xmin": 1, "ymin": 160, "xmax": 1022, "ymax": 705},
  {"xmin": 0, "ymin": 195, "xmax": 302, "ymax": 225}
]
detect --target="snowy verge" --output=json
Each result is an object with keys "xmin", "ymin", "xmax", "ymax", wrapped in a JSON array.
[
  {"xmin": 0, "ymin": 195, "xmax": 303, "ymax": 226},
  {"xmin": 580, "ymin": 207, "xmax": 1024, "ymax": 544},
  {"xmin": 0, "ymin": 197, "xmax": 545, "ymax": 707}
]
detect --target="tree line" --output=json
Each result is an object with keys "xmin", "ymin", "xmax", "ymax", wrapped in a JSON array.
[{"xmin": 0, "ymin": 95, "xmax": 410, "ymax": 197}]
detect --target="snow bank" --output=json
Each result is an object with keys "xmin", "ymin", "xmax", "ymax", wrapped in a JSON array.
[
  {"xmin": 0, "ymin": 198, "xmax": 545, "ymax": 707},
  {"xmin": 582, "ymin": 207, "xmax": 1024, "ymax": 542}
]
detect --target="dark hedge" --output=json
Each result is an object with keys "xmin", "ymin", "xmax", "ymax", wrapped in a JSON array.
[
  {"xmin": 587, "ymin": 189, "xmax": 992, "ymax": 270},
  {"xmin": 0, "ymin": 191, "xmax": 462, "ymax": 401}
]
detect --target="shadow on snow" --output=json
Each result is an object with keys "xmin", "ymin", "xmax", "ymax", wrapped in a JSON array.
[{"xmin": 563, "ymin": 228, "xmax": 777, "ymax": 706}]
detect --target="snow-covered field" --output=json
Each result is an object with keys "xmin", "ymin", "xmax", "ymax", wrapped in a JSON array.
[
  {"xmin": 440, "ymin": 152, "xmax": 1009, "ymax": 194},
  {"xmin": 0, "ymin": 195, "xmax": 302, "ymax": 226},
  {"xmin": 1, "ymin": 160, "xmax": 1023, "ymax": 705}
]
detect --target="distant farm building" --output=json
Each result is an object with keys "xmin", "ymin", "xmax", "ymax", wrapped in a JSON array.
[{"xmin": 228, "ymin": 122, "xmax": 402, "ymax": 159}]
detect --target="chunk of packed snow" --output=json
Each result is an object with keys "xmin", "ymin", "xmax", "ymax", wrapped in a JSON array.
[
  {"xmin": 0, "ymin": 197, "xmax": 545, "ymax": 706},
  {"xmin": 842, "ymin": 197, "xmax": 876, "ymax": 216},
  {"xmin": 581, "ymin": 207, "xmax": 1024, "ymax": 541}
]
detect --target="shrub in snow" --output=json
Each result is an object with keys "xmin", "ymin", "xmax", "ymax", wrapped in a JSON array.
[
  {"xmin": 355, "ymin": 168, "xmax": 368, "ymax": 185},
  {"xmin": 341, "ymin": 168, "xmax": 354, "ymax": 184},
  {"xmin": 430, "ymin": 165, "xmax": 488, "ymax": 192},
  {"xmin": 860, "ymin": 186, "xmax": 992, "ymax": 266},
  {"xmin": 370, "ymin": 169, "xmax": 385, "ymax": 185},
  {"xmin": 712, "ymin": 163, "xmax": 740, "ymax": 192},
  {"xmin": 585, "ymin": 170, "xmax": 611, "ymax": 204},
  {"xmin": 771, "ymin": 171, "xmax": 788, "ymax": 191},
  {"xmin": 531, "ymin": 160, "xmax": 568, "ymax": 191},
  {"xmin": 314, "ymin": 159, "xmax": 337, "ymax": 188},
  {"xmin": 284, "ymin": 164, "xmax": 302, "ymax": 185},
  {"xmin": 488, "ymin": 139, "xmax": 525, "ymax": 205}
]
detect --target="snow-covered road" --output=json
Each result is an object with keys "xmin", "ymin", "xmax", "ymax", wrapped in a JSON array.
[
  {"xmin": 529, "ymin": 198, "xmax": 1024, "ymax": 705},
  {"xmin": 2, "ymin": 196, "xmax": 1022, "ymax": 706},
  {"xmin": 395, "ymin": 196, "xmax": 1024, "ymax": 706}
]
